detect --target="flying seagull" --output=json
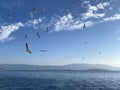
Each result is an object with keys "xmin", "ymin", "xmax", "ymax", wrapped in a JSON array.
[
  {"xmin": 98, "ymin": 52, "xmax": 101, "ymax": 55},
  {"xmin": 32, "ymin": 7, "xmax": 37, "ymax": 13},
  {"xmin": 25, "ymin": 43, "xmax": 32, "ymax": 54},
  {"xmin": 30, "ymin": 12, "xmax": 33, "ymax": 18},
  {"xmin": 40, "ymin": 50, "xmax": 48, "ymax": 53},
  {"xmin": 20, "ymin": 41, "xmax": 23, "ymax": 45},
  {"xmin": 25, "ymin": 34, "xmax": 27, "ymax": 40},
  {"xmin": 81, "ymin": 57, "xmax": 85, "ymax": 59},
  {"xmin": 42, "ymin": 6, "xmax": 46, "ymax": 12},
  {"xmin": 36, "ymin": 32, "xmax": 40, "ymax": 38},
  {"xmin": 45, "ymin": 27, "xmax": 48, "ymax": 32},
  {"xmin": 83, "ymin": 24, "xmax": 86, "ymax": 28},
  {"xmin": 8, "ymin": 14, "xmax": 12, "ymax": 19},
  {"xmin": 84, "ymin": 41, "xmax": 88, "ymax": 44}
]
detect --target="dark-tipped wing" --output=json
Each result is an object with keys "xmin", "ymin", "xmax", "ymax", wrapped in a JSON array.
[{"xmin": 28, "ymin": 50, "xmax": 32, "ymax": 54}]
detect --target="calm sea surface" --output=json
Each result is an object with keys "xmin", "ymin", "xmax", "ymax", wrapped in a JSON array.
[{"xmin": 0, "ymin": 70, "xmax": 120, "ymax": 90}]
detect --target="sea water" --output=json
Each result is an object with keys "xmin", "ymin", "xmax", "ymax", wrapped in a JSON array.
[{"xmin": 0, "ymin": 70, "xmax": 120, "ymax": 90}]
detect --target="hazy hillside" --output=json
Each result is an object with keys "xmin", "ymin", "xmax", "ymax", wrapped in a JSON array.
[{"xmin": 0, "ymin": 64, "xmax": 119, "ymax": 71}]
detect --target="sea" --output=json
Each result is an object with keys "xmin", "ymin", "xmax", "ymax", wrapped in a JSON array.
[{"xmin": 0, "ymin": 70, "xmax": 120, "ymax": 90}]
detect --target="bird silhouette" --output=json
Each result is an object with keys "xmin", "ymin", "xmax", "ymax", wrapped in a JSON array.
[
  {"xmin": 8, "ymin": 14, "xmax": 12, "ymax": 19},
  {"xmin": 25, "ymin": 43, "xmax": 32, "ymax": 54},
  {"xmin": 45, "ymin": 27, "xmax": 48, "ymax": 32},
  {"xmin": 30, "ymin": 12, "xmax": 33, "ymax": 18},
  {"xmin": 32, "ymin": 7, "xmax": 37, "ymax": 13},
  {"xmin": 36, "ymin": 32, "xmax": 40, "ymax": 38},
  {"xmin": 83, "ymin": 24, "xmax": 86, "ymax": 28},
  {"xmin": 40, "ymin": 50, "xmax": 48, "ymax": 53}
]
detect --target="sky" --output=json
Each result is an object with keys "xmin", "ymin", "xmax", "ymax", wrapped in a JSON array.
[{"xmin": 0, "ymin": 0, "xmax": 120, "ymax": 67}]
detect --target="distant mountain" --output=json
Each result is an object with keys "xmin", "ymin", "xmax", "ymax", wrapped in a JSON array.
[{"xmin": 0, "ymin": 63, "xmax": 120, "ymax": 71}]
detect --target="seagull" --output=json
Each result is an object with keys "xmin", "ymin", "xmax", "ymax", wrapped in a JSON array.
[
  {"xmin": 83, "ymin": 24, "xmax": 86, "ymax": 28},
  {"xmin": 36, "ymin": 32, "xmax": 40, "ymax": 38},
  {"xmin": 32, "ymin": 7, "xmax": 37, "ymax": 13},
  {"xmin": 30, "ymin": 12, "xmax": 33, "ymax": 18},
  {"xmin": 25, "ymin": 34, "xmax": 27, "ymax": 40},
  {"xmin": 81, "ymin": 57, "xmax": 85, "ymax": 59},
  {"xmin": 84, "ymin": 41, "xmax": 87, "ymax": 44},
  {"xmin": 98, "ymin": 52, "xmax": 101, "ymax": 55},
  {"xmin": 8, "ymin": 14, "xmax": 12, "ymax": 19},
  {"xmin": 42, "ymin": 6, "xmax": 46, "ymax": 12},
  {"xmin": 20, "ymin": 41, "xmax": 23, "ymax": 45},
  {"xmin": 45, "ymin": 27, "xmax": 48, "ymax": 32},
  {"xmin": 40, "ymin": 50, "xmax": 48, "ymax": 52},
  {"xmin": 25, "ymin": 43, "xmax": 32, "ymax": 54}
]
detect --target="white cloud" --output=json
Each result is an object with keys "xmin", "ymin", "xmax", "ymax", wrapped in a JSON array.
[
  {"xmin": 25, "ymin": 18, "xmax": 42, "ymax": 27},
  {"xmin": 68, "ymin": 21, "xmax": 94, "ymax": 30},
  {"xmin": 0, "ymin": 22, "xmax": 24, "ymax": 41},
  {"xmin": 0, "ymin": 17, "xmax": 43, "ymax": 42},
  {"xmin": 117, "ymin": 38, "xmax": 120, "ymax": 41},
  {"xmin": 109, "ymin": 7, "xmax": 113, "ymax": 10},
  {"xmin": 83, "ymin": 0, "xmax": 90, "ymax": 4},
  {"xmin": 54, "ymin": 13, "xmax": 74, "ymax": 32},
  {"xmin": 88, "ymin": 5, "xmax": 98, "ymax": 11},
  {"xmin": 103, "ymin": 2, "xmax": 110, "ymax": 7},
  {"xmin": 97, "ymin": 2, "xmax": 110, "ymax": 9},
  {"xmin": 6, "ymin": 36, "xmax": 15, "ymax": 42},
  {"xmin": 82, "ymin": 2, "xmax": 110, "ymax": 20},
  {"xmin": 53, "ymin": 13, "xmax": 94, "ymax": 32},
  {"xmin": 97, "ymin": 3, "xmax": 105, "ymax": 9},
  {"xmin": 83, "ymin": 10, "xmax": 105, "ymax": 19},
  {"xmin": 103, "ymin": 14, "xmax": 120, "ymax": 22}
]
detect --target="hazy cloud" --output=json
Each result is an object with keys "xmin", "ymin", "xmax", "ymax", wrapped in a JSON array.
[
  {"xmin": 25, "ymin": 18, "xmax": 42, "ymax": 27},
  {"xmin": 97, "ymin": 2, "xmax": 110, "ymax": 9},
  {"xmin": 0, "ymin": 22, "xmax": 24, "ymax": 42},
  {"xmin": 103, "ymin": 14, "xmax": 120, "ymax": 22},
  {"xmin": 53, "ymin": 13, "xmax": 94, "ymax": 32},
  {"xmin": 0, "ymin": 17, "xmax": 44, "ymax": 42},
  {"xmin": 82, "ymin": 2, "xmax": 110, "ymax": 20}
]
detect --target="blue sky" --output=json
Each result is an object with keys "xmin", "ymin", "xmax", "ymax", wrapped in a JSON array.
[{"xmin": 0, "ymin": 0, "xmax": 120, "ymax": 66}]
